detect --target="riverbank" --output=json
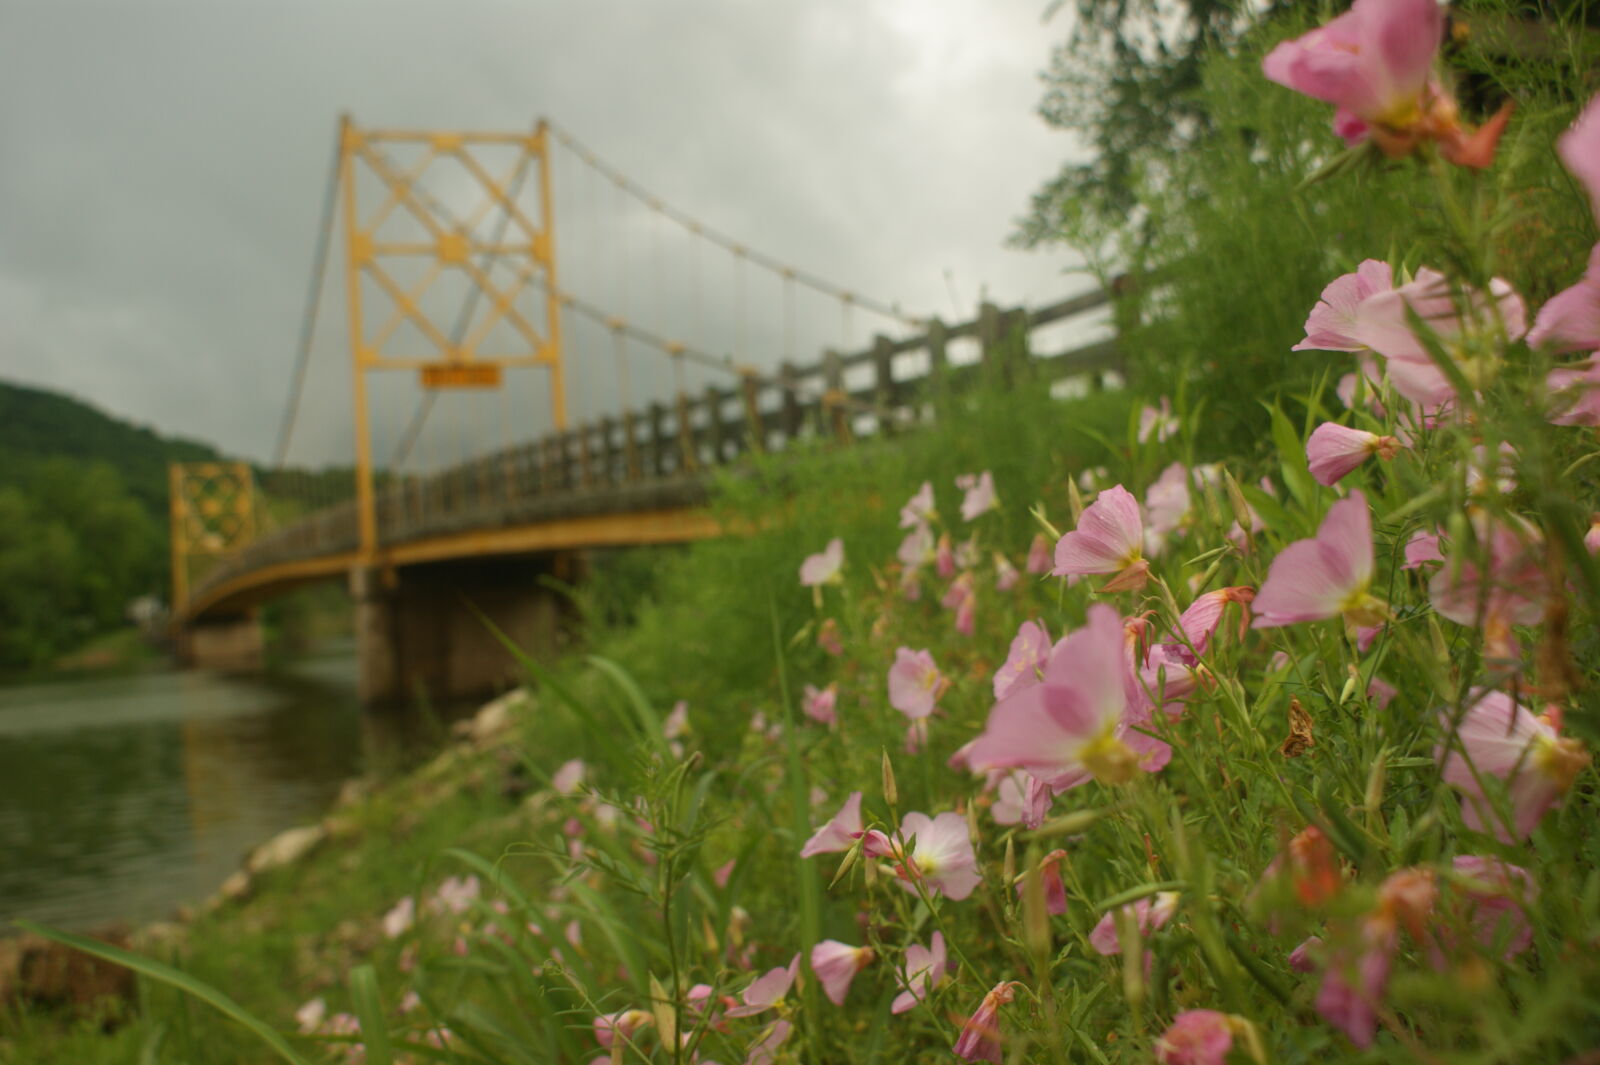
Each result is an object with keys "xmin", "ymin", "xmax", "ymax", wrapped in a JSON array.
[{"xmin": 1, "ymin": 689, "xmax": 540, "ymax": 1063}]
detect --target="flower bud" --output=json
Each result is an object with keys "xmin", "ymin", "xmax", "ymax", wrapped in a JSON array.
[{"xmin": 880, "ymin": 748, "xmax": 898, "ymax": 808}]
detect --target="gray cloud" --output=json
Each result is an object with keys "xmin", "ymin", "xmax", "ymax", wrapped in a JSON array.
[{"xmin": 0, "ymin": 0, "xmax": 1091, "ymax": 468}]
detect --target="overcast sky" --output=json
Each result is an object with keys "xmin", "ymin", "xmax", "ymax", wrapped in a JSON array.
[{"xmin": 0, "ymin": 1, "xmax": 1092, "ymax": 467}]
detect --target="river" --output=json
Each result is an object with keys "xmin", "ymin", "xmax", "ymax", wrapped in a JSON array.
[{"xmin": 0, "ymin": 647, "xmax": 383, "ymax": 932}]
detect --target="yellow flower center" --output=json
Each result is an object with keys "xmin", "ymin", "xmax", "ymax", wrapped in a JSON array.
[{"xmin": 1079, "ymin": 726, "xmax": 1140, "ymax": 786}]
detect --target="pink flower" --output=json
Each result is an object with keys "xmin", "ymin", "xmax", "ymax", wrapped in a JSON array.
[
  {"xmin": 1052, "ymin": 484, "xmax": 1149, "ymax": 591},
  {"xmin": 1090, "ymin": 891, "xmax": 1179, "ymax": 955},
  {"xmin": 1154, "ymin": 1009, "xmax": 1234, "ymax": 1065},
  {"xmin": 968, "ymin": 605, "xmax": 1170, "ymax": 789},
  {"xmin": 890, "ymin": 932, "xmax": 948, "ymax": 1014},
  {"xmin": 1436, "ymin": 690, "xmax": 1589, "ymax": 841},
  {"xmin": 1529, "ymin": 246, "xmax": 1600, "ymax": 355},
  {"xmin": 935, "ymin": 533, "xmax": 957, "ymax": 578},
  {"xmin": 1015, "ymin": 848, "xmax": 1070, "ymax": 915},
  {"xmin": 864, "ymin": 811, "xmax": 981, "ymax": 900},
  {"xmin": 953, "ymin": 981, "xmax": 1023, "ymax": 1064},
  {"xmin": 1449, "ymin": 855, "xmax": 1536, "ymax": 958},
  {"xmin": 382, "ymin": 895, "xmax": 415, "ymax": 939},
  {"xmin": 725, "ymin": 954, "xmax": 800, "ymax": 1018},
  {"xmin": 903, "ymin": 717, "xmax": 930, "ymax": 754},
  {"xmin": 1252, "ymin": 492, "xmax": 1386, "ymax": 628},
  {"xmin": 900, "ymin": 481, "xmax": 937, "ymax": 528},
  {"xmin": 957, "ymin": 470, "xmax": 1000, "ymax": 521},
  {"xmin": 993, "ymin": 619, "xmax": 1053, "ymax": 700},
  {"xmin": 1315, "ymin": 921, "xmax": 1394, "ymax": 1048},
  {"xmin": 1294, "ymin": 260, "xmax": 1395, "ymax": 352},
  {"xmin": 432, "ymin": 874, "xmax": 480, "ymax": 915},
  {"xmin": 1138, "ymin": 396, "xmax": 1178, "ymax": 443},
  {"xmin": 1428, "ymin": 514, "xmax": 1546, "ymax": 661},
  {"xmin": 955, "ymin": 535, "xmax": 981, "ymax": 569},
  {"xmin": 1262, "ymin": 0, "xmax": 1466, "ymax": 159},
  {"xmin": 810, "ymin": 940, "xmax": 873, "ymax": 1007},
  {"xmin": 1351, "ymin": 268, "xmax": 1528, "ymax": 406},
  {"xmin": 1145, "ymin": 462, "xmax": 1191, "ymax": 540},
  {"xmin": 1402, "ymin": 529, "xmax": 1443, "ymax": 569},
  {"xmin": 1546, "ymin": 354, "xmax": 1600, "ymax": 426},
  {"xmin": 994, "ymin": 552, "xmax": 1020, "ymax": 592},
  {"xmin": 1561, "ymin": 91, "xmax": 1600, "ymax": 224},
  {"xmin": 1306, "ymin": 422, "xmax": 1401, "ymax": 485},
  {"xmin": 594, "ymin": 1009, "xmax": 652, "ymax": 1049},
  {"xmin": 897, "ymin": 523, "xmax": 936, "ymax": 568},
  {"xmin": 801, "ymin": 683, "xmax": 837, "ymax": 727},
  {"xmin": 745, "ymin": 1019, "xmax": 791, "ymax": 1065},
  {"xmin": 295, "ymin": 997, "xmax": 327, "ymax": 1034},
  {"xmin": 799, "ymin": 791, "xmax": 863, "ymax": 858},
  {"xmin": 941, "ymin": 571, "xmax": 975, "ymax": 612},
  {"xmin": 888, "ymin": 647, "xmax": 945, "ymax": 719},
  {"xmin": 552, "ymin": 758, "xmax": 587, "ymax": 794},
  {"xmin": 1025, "ymin": 533, "xmax": 1052, "ymax": 574},
  {"xmin": 1289, "ymin": 937, "xmax": 1322, "ymax": 974},
  {"xmin": 1177, "ymin": 586, "xmax": 1255, "ymax": 655},
  {"xmin": 799, "ymin": 538, "xmax": 845, "ymax": 587},
  {"xmin": 663, "ymin": 700, "xmax": 690, "ymax": 740}
]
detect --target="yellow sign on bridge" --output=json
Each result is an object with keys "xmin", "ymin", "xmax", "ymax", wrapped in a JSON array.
[{"xmin": 419, "ymin": 363, "xmax": 503, "ymax": 389}]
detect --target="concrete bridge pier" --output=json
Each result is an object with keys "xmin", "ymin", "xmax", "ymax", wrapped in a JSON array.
[
  {"xmin": 180, "ymin": 612, "xmax": 266, "ymax": 673},
  {"xmin": 350, "ymin": 554, "xmax": 582, "ymax": 708}
]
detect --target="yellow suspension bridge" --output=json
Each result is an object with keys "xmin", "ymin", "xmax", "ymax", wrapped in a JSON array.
[{"xmin": 168, "ymin": 117, "xmax": 1124, "ymax": 704}]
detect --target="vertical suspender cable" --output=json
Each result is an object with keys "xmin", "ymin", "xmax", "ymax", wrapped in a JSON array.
[{"xmin": 272, "ymin": 125, "xmax": 343, "ymax": 469}]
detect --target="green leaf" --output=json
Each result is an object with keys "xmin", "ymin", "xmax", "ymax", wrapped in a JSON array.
[
  {"xmin": 1267, "ymin": 402, "xmax": 1316, "ymax": 511},
  {"xmin": 588, "ymin": 654, "xmax": 670, "ymax": 758},
  {"xmin": 13, "ymin": 920, "xmax": 316, "ymax": 1065},
  {"xmin": 347, "ymin": 965, "xmax": 394, "ymax": 1065}
]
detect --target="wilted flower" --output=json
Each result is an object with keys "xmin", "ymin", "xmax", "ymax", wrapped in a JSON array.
[{"xmin": 953, "ymin": 981, "xmax": 1023, "ymax": 1064}]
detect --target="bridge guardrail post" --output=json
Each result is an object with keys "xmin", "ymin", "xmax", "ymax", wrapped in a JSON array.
[
  {"xmin": 778, "ymin": 362, "xmax": 801, "ymax": 446},
  {"xmin": 925, "ymin": 316, "xmax": 948, "ymax": 418},
  {"xmin": 622, "ymin": 410, "xmax": 643, "ymax": 480},
  {"xmin": 704, "ymin": 386, "xmax": 726, "ymax": 464},
  {"xmin": 676, "ymin": 392, "xmax": 699, "ymax": 474},
  {"xmin": 822, "ymin": 349, "xmax": 850, "ymax": 442},
  {"xmin": 872, "ymin": 334, "xmax": 895, "ymax": 435},
  {"xmin": 649, "ymin": 402, "xmax": 669, "ymax": 476},
  {"xmin": 739, "ymin": 371, "xmax": 765, "ymax": 455}
]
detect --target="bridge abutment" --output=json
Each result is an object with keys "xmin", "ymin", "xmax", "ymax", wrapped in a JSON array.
[
  {"xmin": 180, "ymin": 612, "xmax": 265, "ymax": 673},
  {"xmin": 350, "ymin": 554, "xmax": 582, "ymax": 708}
]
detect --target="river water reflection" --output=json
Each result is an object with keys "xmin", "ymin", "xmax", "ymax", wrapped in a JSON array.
[{"xmin": 0, "ymin": 649, "xmax": 371, "ymax": 931}]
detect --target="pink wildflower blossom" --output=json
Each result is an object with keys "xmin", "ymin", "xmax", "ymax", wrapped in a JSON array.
[
  {"xmin": 969, "ymin": 604, "xmax": 1170, "ymax": 789},
  {"xmin": 295, "ymin": 997, "xmax": 327, "ymax": 1034},
  {"xmin": 1351, "ymin": 267, "xmax": 1528, "ymax": 407},
  {"xmin": 1177, "ymin": 586, "xmax": 1255, "ymax": 655},
  {"xmin": 957, "ymin": 470, "xmax": 999, "ymax": 520},
  {"xmin": 942, "ymin": 571, "xmax": 975, "ymax": 612},
  {"xmin": 1289, "ymin": 937, "xmax": 1322, "ymax": 973},
  {"xmin": 1315, "ymin": 920, "xmax": 1394, "ymax": 1048},
  {"xmin": 810, "ymin": 940, "xmax": 873, "ymax": 1007},
  {"xmin": 863, "ymin": 811, "xmax": 981, "ymax": 900},
  {"xmin": 552, "ymin": 758, "xmax": 586, "ymax": 794},
  {"xmin": 382, "ymin": 895, "xmax": 415, "ymax": 939},
  {"xmin": 955, "ymin": 535, "xmax": 980, "ymax": 569},
  {"xmin": 1052, "ymin": 484, "xmax": 1150, "ymax": 591},
  {"xmin": 1295, "ymin": 261, "xmax": 1396, "ymax": 352},
  {"xmin": 663, "ymin": 700, "xmax": 690, "ymax": 740},
  {"xmin": 891, "ymin": 932, "xmax": 948, "ymax": 1014},
  {"xmin": 1145, "ymin": 462, "xmax": 1191, "ymax": 541},
  {"xmin": 888, "ymin": 647, "xmax": 946, "ymax": 719},
  {"xmin": 1529, "ymin": 246, "xmax": 1600, "ymax": 356},
  {"xmin": 801, "ymin": 683, "xmax": 837, "ymax": 727},
  {"xmin": 1449, "ymin": 855, "xmax": 1536, "ymax": 958},
  {"xmin": 953, "ymin": 981, "xmax": 1023, "ymax": 1064},
  {"xmin": 1025, "ymin": 533, "xmax": 1053, "ymax": 574},
  {"xmin": 935, "ymin": 533, "xmax": 957, "ymax": 577},
  {"xmin": 1138, "ymin": 396, "xmax": 1178, "ymax": 443},
  {"xmin": 1262, "ymin": 0, "xmax": 1503, "ymax": 165},
  {"xmin": 1428, "ymin": 514, "xmax": 1546, "ymax": 662},
  {"xmin": 898, "ymin": 523, "xmax": 936, "ymax": 568},
  {"xmin": 1561, "ymin": 91, "xmax": 1600, "ymax": 223},
  {"xmin": 1090, "ymin": 891, "xmax": 1180, "ymax": 955},
  {"xmin": 432, "ymin": 874, "xmax": 479, "ymax": 915},
  {"xmin": 993, "ymin": 619, "xmax": 1053, "ymax": 701},
  {"xmin": 799, "ymin": 538, "xmax": 845, "ymax": 587},
  {"xmin": 1436, "ymin": 690, "xmax": 1589, "ymax": 841},
  {"xmin": 903, "ymin": 717, "xmax": 930, "ymax": 754},
  {"xmin": 725, "ymin": 955, "xmax": 800, "ymax": 1018},
  {"xmin": 1306, "ymin": 422, "xmax": 1401, "ymax": 485},
  {"xmin": 799, "ymin": 791, "xmax": 863, "ymax": 858},
  {"xmin": 1546, "ymin": 354, "xmax": 1600, "ymax": 426},
  {"xmin": 1154, "ymin": 1009, "xmax": 1234, "ymax": 1065},
  {"xmin": 1403, "ymin": 529, "xmax": 1443, "ymax": 569},
  {"xmin": 900, "ymin": 481, "xmax": 937, "ymax": 528},
  {"xmin": 1252, "ymin": 492, "xmax": 1386, "ymax": 628},
  {"xmin": 745, "ymin": 1018, "xmax": 791, "ymax": 1065},
  {"xmin": 594, "ymin": 1009, "xmax": 653, "ymax": 1049},
  {"xmin": 994, "ymin": 552, "xmax": 1020, "ymax": 592}
]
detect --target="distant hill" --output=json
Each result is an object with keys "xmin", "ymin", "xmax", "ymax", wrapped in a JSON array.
[{"xmin": 0, "ymin": 379, "xmax": 224, "ymax": 519}]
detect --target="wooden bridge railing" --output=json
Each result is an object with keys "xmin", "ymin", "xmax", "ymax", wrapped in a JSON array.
[{"xmin": 191, "ymin": 287, "xmax": 1123, "ymax": 603}]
